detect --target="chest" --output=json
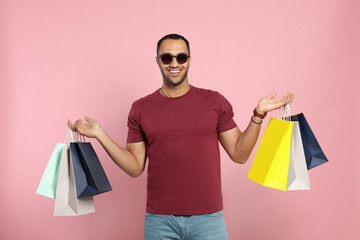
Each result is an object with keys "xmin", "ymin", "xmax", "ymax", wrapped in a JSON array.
[{"xmin": 140, "ymin": 101, "xmax": 219, "ymax": 142}]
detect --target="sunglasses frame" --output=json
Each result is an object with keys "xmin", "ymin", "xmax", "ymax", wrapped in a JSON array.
[{"xmin": 157, "ymin": 52, "xmax": 190, "ymax": 65}]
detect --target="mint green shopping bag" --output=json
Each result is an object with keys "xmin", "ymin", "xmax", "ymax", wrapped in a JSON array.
[{"xmin": 36, "ymin": 129, "xmax": 71, "ymax": 198}]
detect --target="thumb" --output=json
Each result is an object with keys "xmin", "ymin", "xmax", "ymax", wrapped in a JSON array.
[
  {"xmin": 268, "ymin": 91, "xmax": 277, "ymax": 99},
  {"xmin": 84, "ymin": 116, "xmax": 95, "ymax": 123}
]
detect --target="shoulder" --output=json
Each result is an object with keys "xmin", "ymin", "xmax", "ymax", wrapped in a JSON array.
[
  {"xmin": 130, "ymin": 90, "xmax": 158, "ymax": 109},
  {"xmin": 193, "ymin": 86, "xmax": 231, "ymax": 107},
  {"xmin": 194, "ymin": 86, "xmax": 234, "ymax": 111},
  {"xmin": 192, "ymin": 85, "xmax": 221, "ymax": 99}
]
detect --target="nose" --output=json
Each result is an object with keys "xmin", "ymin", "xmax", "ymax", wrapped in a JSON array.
[{"xmin": 169, "ymin": 56, "xmax": 180, "ymax": 67}]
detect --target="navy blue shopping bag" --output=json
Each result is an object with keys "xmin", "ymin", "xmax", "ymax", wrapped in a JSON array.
[
  {"xmin": 70, "ymin": 142, "xmax": 112, "ymax": 198},
  {"xmin": 295, "ymin": 113, "xmax": 328, "ymax": 170}
]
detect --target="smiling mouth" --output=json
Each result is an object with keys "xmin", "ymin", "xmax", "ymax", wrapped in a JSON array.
[{"xmin": 168, "ymin": 69, "xmax": 181, "ymax": 76}]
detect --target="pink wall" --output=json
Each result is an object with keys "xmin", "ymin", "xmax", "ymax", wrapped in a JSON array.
[{"xmin": 1, "ymin": 0, "xmax": 359, "ymax": 239}]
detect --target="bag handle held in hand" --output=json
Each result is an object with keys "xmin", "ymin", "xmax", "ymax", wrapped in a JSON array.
[
  {"xmin": 66, "ymin": 120, "xmax": 86, "ymax": 143},
  {"xmin": 277, "ymin": 104, "xmax": 291, "ymax": 121}
]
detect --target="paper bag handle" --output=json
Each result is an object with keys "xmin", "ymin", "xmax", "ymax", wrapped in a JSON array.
[
  {"xmin": 277, "ymin": 104, "xmax": 291, "ymax": 121},
  {"xmin": 63, "ymin": 127, "xmax": 71, "ymax": 144},
  {"xmin": 65, "ymin": 120, "xmax": 86, "ymax": 143}
]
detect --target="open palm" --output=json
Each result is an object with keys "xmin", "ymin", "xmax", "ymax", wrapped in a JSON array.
[
  {"xmin": 67, "ymin": 116, "xmax": 100, "ymax": 138},
  {"xmin": 257, "ymin": 91, "xmax": 294, "ymax": 114}
]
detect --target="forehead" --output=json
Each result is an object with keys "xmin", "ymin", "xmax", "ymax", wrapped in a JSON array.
[{"xmin": 158, "ymin": 39, "xmax": 188, "ymax": 55}]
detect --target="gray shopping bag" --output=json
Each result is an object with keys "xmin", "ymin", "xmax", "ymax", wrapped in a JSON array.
[{"xmin": 54, "ymin": 146, "xmax": 95, "ymax": 216}]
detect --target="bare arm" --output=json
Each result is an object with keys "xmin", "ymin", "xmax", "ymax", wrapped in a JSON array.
[
  {"xmin": 218, "ymin": 116, "xmax": 262, "ymax": 164},
  {"xmin": 68, "ymin": 117, "xmax": 146, "ymax": 178},
  {"xmin": 96, "ymin": 129, "xmax": 147, "ymax": 178}
]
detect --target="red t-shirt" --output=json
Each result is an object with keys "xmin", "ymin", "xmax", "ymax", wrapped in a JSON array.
[{"xmin": 126, "ymin": 84, "xmax": 237, "ymax": 215}]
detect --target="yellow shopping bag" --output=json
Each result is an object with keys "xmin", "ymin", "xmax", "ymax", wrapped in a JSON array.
[{"xmin": 247, "ymin": 117, "xmax": 293, "ymax": 191}]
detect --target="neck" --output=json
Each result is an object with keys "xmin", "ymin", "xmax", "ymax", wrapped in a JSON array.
[{"xmin": 160, "ymin": 81, "xmax": 190, "ymax": 98}]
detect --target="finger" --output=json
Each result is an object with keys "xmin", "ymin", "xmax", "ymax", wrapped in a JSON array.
[
  {"xmin": 288, "ymin": 92, "xmax": 292, "ymax": 104},
  {"xmin": 68, "ymin": 119, "xmax": 72, "ymax": 129},
  {"xmin": 75, "ymin": 125, "xmax": 84, "ymax": 136},
  {"xmin": 274, "ymin": 101, "xmax": 286, "ymax": 109},
  {"xmin": 70, "ymin": 120, "xmax": 77, "ymax": 131},
  {"xmin": 268, "ymin": 91, "xmax": 277, "ymax": 99},
  {"xmin": 85, "ymin": 116, "xmax": 94, "ymax": 123},
  {"xmin": 72, "ymin": 119, "xmax": 81, "ymax": 131},
  {"xmin": 274, "ymin": 97, "xmax": 286, "ymax": 106},
  {"xmin": 75, "ymin": 119, "xmax": 84, "ymax": 132},
  {"xmin": 286, "ymin": 92, "xmax": 290, "ymax": 104},
  {"xmin": 290, "ymin": 92, "xmax": 294, "ymax": 103}
]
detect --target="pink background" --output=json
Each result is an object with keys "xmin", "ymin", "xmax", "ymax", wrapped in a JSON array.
[{"xmin": 1, "ymin": 0, "xmax": 359, "ymax": 239}]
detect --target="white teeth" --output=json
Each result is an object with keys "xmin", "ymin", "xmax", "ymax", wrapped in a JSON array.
[{"xmin": 170, "ymin": 70, "xmax": 180, "ymax": 73}]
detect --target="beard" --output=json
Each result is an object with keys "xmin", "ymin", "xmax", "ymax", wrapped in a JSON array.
[{"xmin": 161, "ymin": 67, "xmax": 189, "ymax": 87}]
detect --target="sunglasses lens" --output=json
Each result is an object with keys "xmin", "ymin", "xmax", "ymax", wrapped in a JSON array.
[
  {"xmin": 160, "ymin": 53, "xmax": 189, "ymax": 64},
  {"xmin": 160, "ymin": 54, "xmax": 173, "ymax": 64},
  {"xmin": 176, "ymin": 54, "xmax": 188, "ymax": 64}
]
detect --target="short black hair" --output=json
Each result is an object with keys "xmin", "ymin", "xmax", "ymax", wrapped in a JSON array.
[{"xmin": 157, "ymin": 34, "xmax": 190, "ymax": 56}]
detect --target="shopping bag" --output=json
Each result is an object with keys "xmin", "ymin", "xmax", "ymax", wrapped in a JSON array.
[
  {"xmin": 54, "ymin": 145, "xmax": 95, "ymax": 216},
  {"xmin": 286, "ymin": 118, "xmax": 310, "ymax": 190},
  {"xmin": 247, "ymin": 117, "xmax": 293, "ymax": 191},
  {"xmin": 296, "ymin": 113, "xmax": 328, "ymax": 170},
  {"xmin": 71, "ymin": 135, "xmax": 112, "ymax": 198},
  {"xmin": 36, "ymin": 129, "xmax": 71, "ymax": 198},
  {"xmin": 77, "ymin": 142, "xmax": 112, "ymax": 195}
]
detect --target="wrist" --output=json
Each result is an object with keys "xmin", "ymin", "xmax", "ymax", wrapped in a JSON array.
[
  {"xmin": 95, "ymin": 127, "xmax": 106, "ymax": 141},
  {"xmin": 254, "ymin": 107, "xmax": 267, "ymax": 119},
  {"xmin": 256, "ymin": 107, "xmax": 265, "ymax": 115},
  {"xmin": 251, "ymin": 115, "xmax": 263, "ymax": 124}
]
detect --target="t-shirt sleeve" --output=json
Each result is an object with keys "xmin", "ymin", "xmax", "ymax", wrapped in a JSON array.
[
  {"xmin": 126, "ymin": 102, "xmax": 146, "ymax": 143},
  {"xmin": 217, "ymin": 93, "xmax": 238, "ymax": 133}
]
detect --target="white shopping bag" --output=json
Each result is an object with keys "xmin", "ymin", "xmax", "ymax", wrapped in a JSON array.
[{"xmin": 287, "ymin": 121, "xmax": 311, "ymax": 190}]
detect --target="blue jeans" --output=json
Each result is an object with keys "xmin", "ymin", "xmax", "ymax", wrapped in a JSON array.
[{"xmin": 144, "ymin": 210, "xmax": 229, "ymax": 240}]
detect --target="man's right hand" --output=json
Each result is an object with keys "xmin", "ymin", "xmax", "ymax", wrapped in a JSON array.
[
  {"xmin": 67, "ymin": 116, "xmax": 102, "ymax": 139},
  {"xmin": 68, "ymin": 116, "xmax": 147, "ymax": 178}
]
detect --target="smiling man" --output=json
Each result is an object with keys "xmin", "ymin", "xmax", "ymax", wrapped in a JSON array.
[
  {"xmin": 68, "ymin": 34, "xmax": 293, "ymax": 240},
  {"xmin": 156, "ymin": 36, "xmax": 191, "ymax": 92}
]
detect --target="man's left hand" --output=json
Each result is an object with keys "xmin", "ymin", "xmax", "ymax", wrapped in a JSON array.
[{"xmin": 256, "ymin": 91, "xmax": 294, "ymax": 114}]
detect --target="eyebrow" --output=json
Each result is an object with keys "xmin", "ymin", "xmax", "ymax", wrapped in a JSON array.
[{"xmin": 159, "ymin": 52, "xmax": 189, "ymax": 56}]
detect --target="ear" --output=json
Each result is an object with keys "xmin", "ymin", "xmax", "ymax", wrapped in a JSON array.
[
  {"xmin": 188, "ymin": 56, "xmax": 192, "ymax": 67},
  {"xmin": 156, "ymin": 56, "xmax": 161, "ymax": 68}
]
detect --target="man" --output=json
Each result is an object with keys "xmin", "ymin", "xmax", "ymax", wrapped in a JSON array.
[{"xmin": 68, "ymin": 33, "xmax": 293, "ymax": 240}]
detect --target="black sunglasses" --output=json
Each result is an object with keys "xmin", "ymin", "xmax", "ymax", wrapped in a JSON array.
[{"xmin": 158, "ymin": 53, "xmax": 190, "ymax": 65}]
